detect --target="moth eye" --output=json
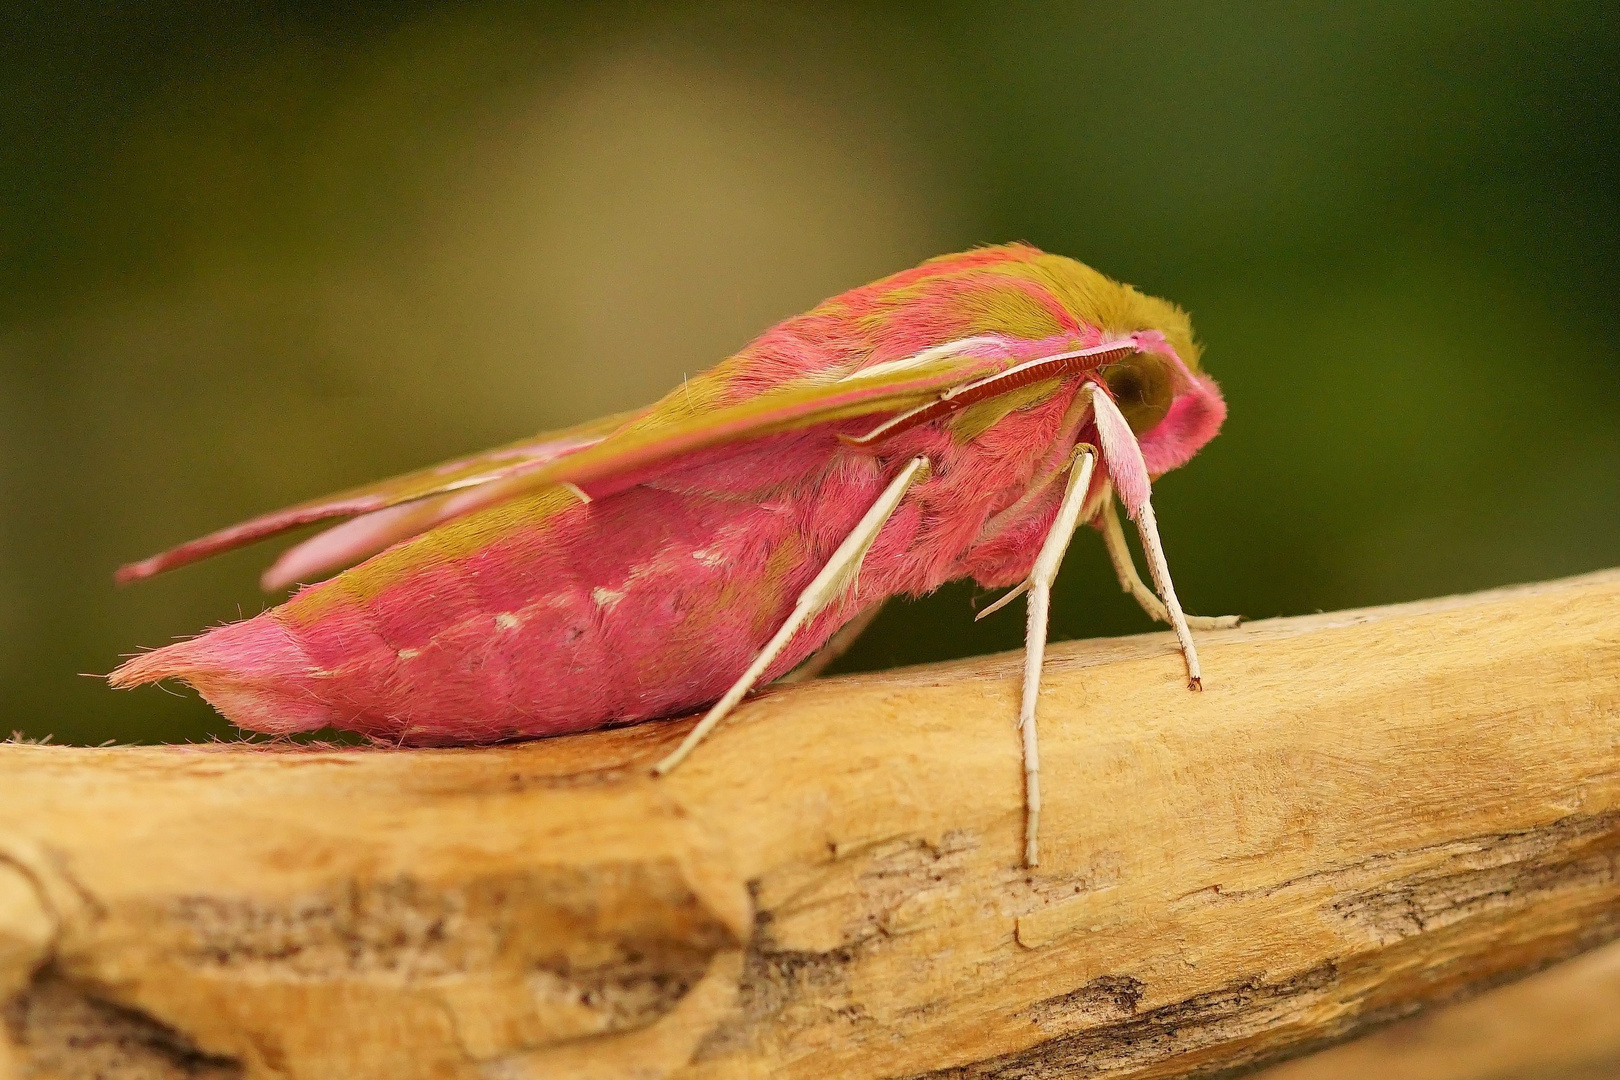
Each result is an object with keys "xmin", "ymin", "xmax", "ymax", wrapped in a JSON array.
[{"xmin": 1102, "ymin": 351, "xmax": 1175, "ymax": 434}]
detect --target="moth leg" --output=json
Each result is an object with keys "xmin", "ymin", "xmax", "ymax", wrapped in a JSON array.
[
  {"xmin": 1099, "ymin": 498, "xmax": 1239, "ymax": 631},
  {"xmin": 1015, "ymin": 444, "xmax": 1098, "ymax": 868},
  {"xmin": 778, "ymin": 601, "xmax": 885, "ymax": 685},
  {"xmin": 1086, "ymin": 385, "xmax": 1205, "ymax": 691},
  {"xmin": 652, "ymin": 457, "xmax": 931, "ymax": 776}
]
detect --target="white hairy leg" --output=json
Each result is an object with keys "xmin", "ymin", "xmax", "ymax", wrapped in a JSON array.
[
  {"xmin": 1099, "ymin": 498, "xmax": 1239, "ymax": 631},
  {"xmin": 652, "ymin": 457, "xmax": 931, "ymax": 776},
  {"xmin": 1010, "ymin": 445, "xmax": 1097, "ymax": 867},
  {"xmin": 1087, "ymin": 387, "xmax": 1204, "ymax": 689}
]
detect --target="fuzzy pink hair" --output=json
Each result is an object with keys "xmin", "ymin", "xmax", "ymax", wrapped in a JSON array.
[{"xmin": 1140, "ymin": 373, "xmax": 1226, "ymax": 477}]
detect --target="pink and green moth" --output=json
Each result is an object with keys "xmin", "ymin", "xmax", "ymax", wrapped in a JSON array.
[{"xmin": 112, "ymin": 243, "xmax": 1232, "ymax": 865}]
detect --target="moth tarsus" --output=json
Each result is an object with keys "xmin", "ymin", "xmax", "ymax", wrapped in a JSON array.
[{"xmin": 110, "ymin": 244, "xmax": 1231, "ymax": 865}]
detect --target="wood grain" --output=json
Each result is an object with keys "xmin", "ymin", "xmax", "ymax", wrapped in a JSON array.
[{"xmin": 2, "ymin": 569, "xmax": 1618, "ymax": 1079}]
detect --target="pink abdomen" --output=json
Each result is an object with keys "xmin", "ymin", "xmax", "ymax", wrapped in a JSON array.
[{"xmin": 117, "ymin": 481, "xmax": 868, "ymax": 744}]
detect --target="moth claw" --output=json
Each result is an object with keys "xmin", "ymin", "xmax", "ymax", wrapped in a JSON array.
[{"xmin": 1188, "ymin": 676, "xmax": 1203, "ymax": 692}]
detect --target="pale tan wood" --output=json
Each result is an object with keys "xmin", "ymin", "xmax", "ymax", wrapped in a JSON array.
[
  {"xmin": 1256, "ymin": 936, "xmax": 1620, "ymax": 1080},
  {"xmin": 1, "ymin": 569, "xmax": 1618, "ymax": 1079}
]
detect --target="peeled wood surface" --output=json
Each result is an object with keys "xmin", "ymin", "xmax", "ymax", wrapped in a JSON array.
[{"xmin": 2, "ymin": 569, "xmax": 1619, "ymax": 1079}]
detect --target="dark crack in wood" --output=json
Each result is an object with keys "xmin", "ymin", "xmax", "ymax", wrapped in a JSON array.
[{"xmin": 6, "ymin": 968, "xmax": 242, "ymax": 1080}]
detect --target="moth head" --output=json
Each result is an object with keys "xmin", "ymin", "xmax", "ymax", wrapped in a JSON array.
[
  {"xmin": 1105, "ymin": 338, "xmax": 1226, "ymax": 477},
  {"xmin": 1001, "ymin": 249, "xmax": 1225, "ymax": 473}
]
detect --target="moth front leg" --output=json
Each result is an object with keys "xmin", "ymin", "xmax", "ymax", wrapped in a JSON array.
[
  {"xmin": 1099, "ymin": 498, "xmax": 1240, "ymax": 632},
  {"xmin": 1087, "ymin": 384, "xmax": 1206, "ymax": 690},
  {"xmin": 1013, "ymin": 445, "xmax": 1098, "ymax": 867},
  {"xmin": 652, "ymin": 457, "xmax": 930, "ymax": 776}
]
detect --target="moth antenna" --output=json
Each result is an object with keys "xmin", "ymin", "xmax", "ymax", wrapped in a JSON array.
[{"xmin": 843, "ymin": 340, "xmax": 1134, "ymax": 446}]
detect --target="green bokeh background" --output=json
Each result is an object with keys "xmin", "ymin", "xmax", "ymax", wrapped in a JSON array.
[{"xmin": 3, "ymin": 2, "xmax": 1617, "ymax": 744}]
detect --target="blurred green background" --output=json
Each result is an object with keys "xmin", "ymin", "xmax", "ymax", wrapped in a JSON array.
[{"xmin": 3, "ymin": 1, "xmax": 1617, "ymax": 744}]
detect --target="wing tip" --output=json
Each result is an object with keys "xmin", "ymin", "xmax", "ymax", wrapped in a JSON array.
[
  {"xmin": 112, "ymin": 500, "xmax": 384, "ymax": 587},
  {"xmin": 114, "ymin": 556, "xmax": 170, "ymax": 587}
]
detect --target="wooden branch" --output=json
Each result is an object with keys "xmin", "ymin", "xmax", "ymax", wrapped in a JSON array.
[
  {"xmin": 3, "ymin": 569, "xmax": 1619, "ymax": 1079},
  {"xmin": 1257, "ymin": 935, "xmax": 1620, "ymax": 1080}
]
